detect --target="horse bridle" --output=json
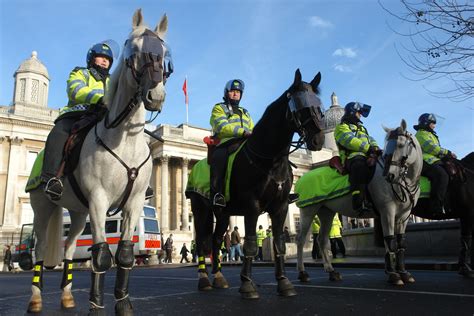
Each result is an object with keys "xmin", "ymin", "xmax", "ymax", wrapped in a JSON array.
[
  {"xmin": 382, "ymin": 130, "xmax": 419, "ymax": 209},
  {"xmin": 96, "ymin": 30, "xmax": 173, "ymax": 216}
]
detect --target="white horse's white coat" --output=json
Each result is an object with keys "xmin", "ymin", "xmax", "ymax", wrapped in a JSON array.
[
  {"xmin": 27, "ymin": 9, "xmax": 168, "ymax": 313},
  {"xmin": 296, "ymin": 120, "xmax": 423, "ymax": 282}
]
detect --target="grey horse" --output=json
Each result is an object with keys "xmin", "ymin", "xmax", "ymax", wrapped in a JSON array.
[
  {"xmin": 27, "ymin": 9, "xmax": 170, "ymax": 314},
  {"xmin": 296, "ymin": 119, "xmax": 423, "ymax": 285}
]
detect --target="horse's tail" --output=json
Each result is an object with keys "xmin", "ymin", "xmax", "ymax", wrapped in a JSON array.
[{"xmin": 43, "ymin": 207, "xmax": 63, "ymax": 267}]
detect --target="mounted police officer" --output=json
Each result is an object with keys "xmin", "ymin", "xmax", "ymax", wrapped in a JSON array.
[
  {"xmin": 334, "ymin": 102, "xmax": 382, "ymax": 214},
  {"xmin": 209, "ymin": 79, "xmax": 254, "ymax": 208},
  {"xmin": 414, "ymin": 113, "xmax": 456, "ymax": 216},
  {"xmin": 42, "ymin": 40, "xmax": 153, "ymax": 201}
]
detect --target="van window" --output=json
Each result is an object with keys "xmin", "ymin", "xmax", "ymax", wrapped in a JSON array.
[
  {"xmin": 63, "ymin": 223, "xmax": 71, "ymax": 237},
  {"xmin": 143, "ymin": 206, "xmax": 156, "ymax": 218},
  {"xmin": 82, "ymin": 223, "xmax": 92, "ymax": 235},
  {"xmin": 105, "ymin": 220, "xmax": 118, "ymax": 234},
  {"xmin": 144, "ymin": 219, "xmax": 159, "ymax": 234}
]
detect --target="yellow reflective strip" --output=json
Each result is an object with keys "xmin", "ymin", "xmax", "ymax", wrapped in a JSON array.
[
  {"xmin": 352, "ymin": 190, "xmax": 360, "ymax": 195},
  {"xmin": 67, "ymin": 274, "xmax": 72, "ymax": 280},
  {"xmin": 33, "ymin": 276, "xmax": 40, "ymax": 283},
  {"xmin": 68, "ymin": 263, "xmax": 73, "ymax": 270},
  {"xmin": 198, "ymin": 256, "xmax": 205, "ymax": 261},
  {"xmin": 218, "ymin": 263, "xmax": 221, "ymax": 268},
  {"xmin": 34, "ymin": 265, "xmax": 41, "ymax": 271},
  {"xmin": 198, "ymin": 264, "xmax": 206, "ymax": 270}
]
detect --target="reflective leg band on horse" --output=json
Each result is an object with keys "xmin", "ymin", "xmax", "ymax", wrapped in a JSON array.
[
  {"xmin": 240, "ymin": 236, "xmax": 257, "ymax": 281},
  {"xmin": 114, "ymin": 240, "xmax": 134, "ymax": 300},
  {"xmin": 32, "ymin": 261, "xmax": 44, "ymax": 290},
  {"xmin": 211, "ymin": 235, "xmax": 224, "ymax": 274},
  {"xmin": 198, "ymin": 256, "xmax": 207, "ymax": 273},
  {"xmin": 61, "ymin": 259, "xmax": 73, "ymax": 289}
]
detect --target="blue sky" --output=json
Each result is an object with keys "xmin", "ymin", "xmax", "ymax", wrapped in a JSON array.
[{"xmin": 1, "ymin": 0, "xmax": 472, "ymax": 157}]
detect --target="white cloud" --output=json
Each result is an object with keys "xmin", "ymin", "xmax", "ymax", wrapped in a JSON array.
[
  {"xmin": 333, "ymin": 47, "xmax": 357, "ymax": 58},
  {"xmin": 333, "ymin": 64, "xmax": 352, "ymax": 72},
  {"xmin": 308, "ymin": 16, "xmax": 333, "ymax": 28}
]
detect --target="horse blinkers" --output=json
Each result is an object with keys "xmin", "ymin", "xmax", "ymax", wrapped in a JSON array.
[{"xmin": 124, "ymin": 29, "xmax": 173, "ymax": 111}]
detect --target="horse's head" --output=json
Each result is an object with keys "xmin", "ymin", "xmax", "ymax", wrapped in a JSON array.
[
  {"xmin": 286, "ymin": 69, "xmax": 325, "ymax": 151},
  {"xmin": 123, "ymin": 9, "xmax": 173, "ymax": 112},
  {"xmin": 382, "ymin": 119, "xmax": 420, "ymax": 183}
]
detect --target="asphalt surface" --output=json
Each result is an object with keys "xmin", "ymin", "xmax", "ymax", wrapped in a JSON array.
[{"xmin": 0, "ymin": 258, "xmax": 473, "ymax": 316}]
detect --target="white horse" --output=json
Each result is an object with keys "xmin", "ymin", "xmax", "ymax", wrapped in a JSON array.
[
  {"xmin": 296, "ymin": 119, "xmax": 423, "ymax": 285},
  {"xmin": 27, "ymin": 9, "xmax": 171, "ymax": 314}
]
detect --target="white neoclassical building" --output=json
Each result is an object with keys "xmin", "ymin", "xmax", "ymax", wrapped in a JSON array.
[{"xmin": 0, "ymin": 52, "xmax": 345, "ymax": 247}]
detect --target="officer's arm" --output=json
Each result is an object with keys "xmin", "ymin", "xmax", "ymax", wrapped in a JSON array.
[
  {"xmin": 334, "ymin": 124, "xmax": 370, "ymax": 153},
  {"xmin": 67, "ymin": 69, "xmax": 103, "ymax": 105},
  {"xmin": 210, "ymin": 105, "xmax": 245, "ymax": 138}
]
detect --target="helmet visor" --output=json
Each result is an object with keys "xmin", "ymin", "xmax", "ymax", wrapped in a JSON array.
[{"xmin": 357, "ymin": 103, "xmax": 371, "ymax": 117}]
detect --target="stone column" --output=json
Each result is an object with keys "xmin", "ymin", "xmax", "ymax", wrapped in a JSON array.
[
  {"xmin": 3, "ymin": 136, "xmax": 23, "ymax": 226},
  {"xmin": 181, "ymin": 158, "xmax": 190, "ymax": 231},
  {"xmin": 160, "ymin": 155, "xmax": 169, "ymax": 232}
]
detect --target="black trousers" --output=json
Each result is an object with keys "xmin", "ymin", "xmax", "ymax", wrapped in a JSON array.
[
  {"xmin": 421, "ymin": 161, "xmax": 449, "ymax": 202},
  {"xmin": 346, "ymin": 156, "xmax": 371, "ymax": 193},
  {"xmin": 210, "ymin": 138, "xmax": 244, "ymax": 197},
  {"xmin": 330, "ymin": 238, "xmax": 346, "ymax": 257},
  {"xmin": 312, "ymin": 233, "xmax": 321, "ymax": 259},
  {"xmin": 42, "ymin": 117, "xmax": 77, "ymax": 179}
]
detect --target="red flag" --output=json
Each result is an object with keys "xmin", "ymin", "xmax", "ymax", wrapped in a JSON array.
[{"xmin": 182, "ymin": 78, "xmax": 189, "ymax": 105}]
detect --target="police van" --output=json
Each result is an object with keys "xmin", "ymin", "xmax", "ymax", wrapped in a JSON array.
[{"xmin": 15, "ymin": 205, "xmax": 161, "ymax": 270}]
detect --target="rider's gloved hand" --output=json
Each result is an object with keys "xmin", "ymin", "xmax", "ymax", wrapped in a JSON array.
[
  {"xmin": 447, "ymin": 150, "xmax": 457, "ymax": 159},
  {"xmin": 368, "ymin": 146, "xmax": 382, "ymax": 157}
]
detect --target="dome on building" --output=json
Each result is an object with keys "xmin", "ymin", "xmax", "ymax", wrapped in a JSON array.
[
  {"xmin": 15, "ymin": 51, "xmax": 49, "ymax": 79},
  {"xmin": 323, "ymin": 92, "xmax": 345, "ymax": 130}
]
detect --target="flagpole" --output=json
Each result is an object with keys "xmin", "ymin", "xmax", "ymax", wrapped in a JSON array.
[{"xmin": 185, "ymin": 76, "xmax": 189, "ymax": 125}]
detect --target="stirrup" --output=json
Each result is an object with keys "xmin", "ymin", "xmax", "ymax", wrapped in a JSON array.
[
  {"xmin": 213, "ymin": 193, "xmax": 226, "ymax": 207},
  {"xmin": 288, "ymin": 193, "xmax": 299, "ymax": 204},
  {"xmin": 44, "ymin": 177, "xmax": 63, "ymax": 200}
]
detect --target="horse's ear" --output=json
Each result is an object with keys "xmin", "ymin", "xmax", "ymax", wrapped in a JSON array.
[
  {"xmin": 132, "ymin": 9, "xmax": 144, "ymax": 29},
  {"xmin": 401, "ymin": 119, "xmax": 407, "ymax": 132},
  {"xmin": 310, "ymin": 72, "xmax": 322, "ymax": 91},
  {"xmin": 382, "ymin": 124, "xmax": 391, "ymax": 133},
  {"xmin": 155, "ymin": 14, "xmax": 168, "ymax": 39},
  {"xmin": 292, "ymin": 69, "xmax": 302, "ymax": 87}
]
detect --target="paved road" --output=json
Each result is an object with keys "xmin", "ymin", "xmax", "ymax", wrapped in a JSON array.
[{"xmin": 0, "ymin": 264, "xmax": 473, "ymax": 315}]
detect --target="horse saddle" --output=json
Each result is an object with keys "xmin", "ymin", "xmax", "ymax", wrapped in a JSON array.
[{"xmin": 443, "ymin": 158, "xmax": 466, "ymax": 183}]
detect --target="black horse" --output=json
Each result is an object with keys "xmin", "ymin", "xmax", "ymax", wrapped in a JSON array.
[
  {"xmin": 186, "ymin": 69, "xmax": 325, "ymax": 299},
  {"xmin": 412, "ymin": 152, "xmax": 474, "ymax": 277}
]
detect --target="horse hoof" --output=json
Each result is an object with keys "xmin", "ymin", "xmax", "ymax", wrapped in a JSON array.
[
  {"xmin": 115, "ymin": 297, "xmax": 133, "ymax": 316},
  {"xmin": 212, "ymin": 276, "xmax": 229, "ymax": 289},
  {"xmin": 27, "ymin": 299, "xmax": 42, "ymax": 313},
  {"xmin": 239, "ymin": 280, "xmax": 259, "ymax": 299},
  {"xmin": 198, "ymin": 277, "xmax": 213, "ymax": 291},
  {"xmin": 298, "ymin": 271, "xmax": 310, "ymax": 283},
  {"xmin": 277, "ymin": 277, "xmax": 297, "ymax": 297},
  {"xmin": 329, "ymin": 271, "xmax": 342, "ymax": 281},
  {"xmin": 61, "ymin": 294, "xmax": 76, "ymax": 309},
  {"xmin": 387, "ymin": 273, "xmax": 404, "ymax": 286},
  {"xmin": 400, "ymin": 272, "xmax": 415, "ymax": 284}
]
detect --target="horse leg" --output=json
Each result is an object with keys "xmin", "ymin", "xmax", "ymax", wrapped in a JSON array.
[
  {"xmin": 88, "ymin": 200, "xmax": 112, "ymax": 315},
  {"xmin": 27, "ymin": 191, "xmax": 55, "ymax": 313},
  {"xmin": 239, "ymin": 215, "xmax": 259, "ymax": 299},
  {"xmin": 297, "ymin": 206, "xmax": 316, "ymax": 282},
  {"xmin": 318, "ymin": 210, "xmax": 341, "ymax": 281},
  {"xmin": 211, "ymin": 214, "xmax": 230, "ymax": 289},
  {"xmin": 396, "ymin": 233, "xmax": 415, "ymax": 283},
  {"xmin": 384, "ymin": 235, "xmax": 403, "ymax": 286},
  {"xmin": 191, "ymin": 195, "xmax": 213, "ymax": 291},
  {"xmin": 271, "ymin": 212, "xmax": 297, "ymax": 297},
  {"xmin": 60, "ymin": 210, "xmax": 87, "ymax": 309}
]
